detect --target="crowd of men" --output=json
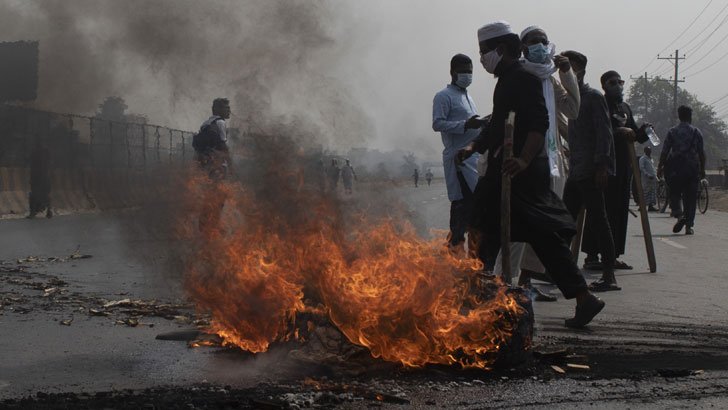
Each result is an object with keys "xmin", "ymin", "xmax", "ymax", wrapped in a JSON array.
[
  {"xmin": 184, "ymin": 20, "xmax": 707, "ymax": 330},
  {"xmin": 432, "ymin": 21, "xmax": 706, "ymax": 328}
]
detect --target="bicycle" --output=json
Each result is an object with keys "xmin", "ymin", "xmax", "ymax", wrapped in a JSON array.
[
  {"xmin": 698, "ymin": 178, "xmax": 709, "ymax": 214},
  {"xmin": 656, "ymin": 178, "xmax": 668, "ymax": 213}
]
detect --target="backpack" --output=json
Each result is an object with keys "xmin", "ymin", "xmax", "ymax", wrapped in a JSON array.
[{"xmin": 192, "ymin": 117, "xmax": 224, "ymax": 155}]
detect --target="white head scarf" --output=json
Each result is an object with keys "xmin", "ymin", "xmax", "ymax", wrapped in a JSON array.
[
  {"xmin": 477, "ymin": 21, "xmax": 514, "ymax": 42},
  {"xmin": 520, "ymin": 25, "xmax": 544, "ymax": 41}
]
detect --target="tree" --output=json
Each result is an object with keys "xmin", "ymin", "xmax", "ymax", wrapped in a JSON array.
[{"xmin": 627, "ymin": 78, "xmax": 728, "ymax": 168}]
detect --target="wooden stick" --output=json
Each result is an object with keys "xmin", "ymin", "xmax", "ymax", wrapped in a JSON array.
[
  {"xmin": 501, "ymin": 112, "xmax": 516, "ymax": 284},
  {"xmin": 627, "ymin": 141, "xmax": 657, "ymax": 273},
  {"xmin": 570, "ymin": 207, "xmax": 586, "ymax": 263}
]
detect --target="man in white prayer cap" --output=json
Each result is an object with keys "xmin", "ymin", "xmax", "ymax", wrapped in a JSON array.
[
  {"xmin": 459, "ymin": 20, "xmax": 604, "ymax": 328},
  {"xmin": 493, "ymin": 25, "xmax": 582, "ymax": 300}
]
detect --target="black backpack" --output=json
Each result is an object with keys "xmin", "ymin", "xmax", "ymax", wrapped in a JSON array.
[{"xmin": 192, "ymin": 116, "xmax": 224, "ymax": 155}]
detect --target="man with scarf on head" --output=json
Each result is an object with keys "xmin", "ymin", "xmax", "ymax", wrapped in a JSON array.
[
  {"xmin": 580, "ymin": 71, "xmax": 649, "ymax": 279},
  {"xmin": 433, "ymin": 54, "xmax": 484, "ymax": 255},
  {"xmin": 459, "ymin": 21, "xmax": 604, "ymax": 328},
  {"xmin": 492, "ymin": 25, "xmax": 581, "ymax": 301}
]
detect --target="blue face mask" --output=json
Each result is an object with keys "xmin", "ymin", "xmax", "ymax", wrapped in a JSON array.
[
  {"xmin": 526, "ymin": 43, "xmax": 550, "ymax": 64},
  {"xmin": 455, "ymin": 73, "xmax": 473, "ymax": 89}
]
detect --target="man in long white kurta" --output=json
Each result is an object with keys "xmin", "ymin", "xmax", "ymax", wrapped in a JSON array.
[{"xmin": 432, "ymin": 54, "xmax": 484, "ymax": 253}]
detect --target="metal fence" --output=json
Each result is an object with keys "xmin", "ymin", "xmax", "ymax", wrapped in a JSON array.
[{"xmin": 0, "ymin": 104, "xmax": 195, "ymax": 170}]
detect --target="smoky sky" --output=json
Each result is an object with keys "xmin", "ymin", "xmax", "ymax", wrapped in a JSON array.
[{"xmin": 0, "ymin": 0, "xmax": 374, "ymax": 151}]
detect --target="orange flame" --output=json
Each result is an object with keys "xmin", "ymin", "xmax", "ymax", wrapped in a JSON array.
[{"xmin": 182, "ymin": 158, "xmax": 524, "ymax": 369}]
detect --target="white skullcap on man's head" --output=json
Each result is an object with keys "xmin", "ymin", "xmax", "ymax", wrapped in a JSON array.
[
  {"xmin": 520, "ymin": 25, "xmax": 544, "ymax": 40},
  {"xmin": 477, "ymin": 21, "xmax": 514, "ymax": 43}
]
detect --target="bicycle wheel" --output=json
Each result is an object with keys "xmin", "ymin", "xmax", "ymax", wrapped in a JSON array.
[
  {"xmin": 698, "ymin": 185, "xmax": 709, "ymax": 214},
  {"xmin": 657, "ymin": 180, "xmax": 668, "ymax": 213}
]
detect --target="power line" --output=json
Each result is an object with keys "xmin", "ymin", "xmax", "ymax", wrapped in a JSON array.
[
  {"xmin": 660, "ymin": 0, "xmax": 715, "ymax": 55},
  {"xmin": 657, "ymin": 50, "xmax": 686, "ymax": 116},
  {"xmin": 683, "ymin": 11, "xmax": 728, "ymax": 57},
  {"xmin": 681, "ymin": 29, "xmax": 728, "ymax": 73},
  {"xmin": 678, "ymin": 2, "xmax": 728, "ymax": 51},
  {"xmin": 709, "ymin": 92, "xmax": 728, "ymax": 105},
  {"xmin": 633, "ymin": 0, "xmax": 715, "ymax": 77},
  {"xmin": 685, "ymin": 47, "xmax": 728, "ymax": 76}
]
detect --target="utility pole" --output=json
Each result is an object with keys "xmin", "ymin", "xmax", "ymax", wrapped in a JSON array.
[
  {"xmin": 657, "ymin": 50, "xmax": 686, "ymax": 116},
  {"xmin": 629, "ymin": 72, "xmax": 669, "ymax": 121}
]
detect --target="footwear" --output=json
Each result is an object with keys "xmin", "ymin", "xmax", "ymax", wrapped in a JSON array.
[
  {"xmin": 583, "ymin": 260, "xmax": 603, "ymax": 270},
  {"xmin": 532, "ymin": 287, "xmax": 557, "ymax": 302},
  {"xmin": 588, "ymin": 278, "xmax": 621, "ymax": 292},
  {"xmin": 46, "ymin": 209, "xmax": 53, "ymax": 219},
  {"xmin": 648, "ymin": 206, "xmax": 658, "ymax": 212},
  {"xmin": 565, "ymin": 294, "xmax": 605, "ymax": 328},
  {"xmin": 613, "ymin": 260, "xmax": 633, "ymax": 270},
  {"xmin": 685, "ymin": 227, "xmax": 694, "ymax": 235},
  {"xmin": 673, "ymin": 218, "xmax": 686, "ymax": 233}
]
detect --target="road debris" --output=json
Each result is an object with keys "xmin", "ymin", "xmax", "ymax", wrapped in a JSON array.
[
  {"xmin": 551, "ymin": 365, "xmax": 566, "ymax": 374},
  {"xmin": 60, "ymin": 319, "xmax": 73, "ymax": 326}
]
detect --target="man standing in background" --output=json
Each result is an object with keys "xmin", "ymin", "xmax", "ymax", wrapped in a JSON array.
[
  {"xmin": 341, "ymin": 159, "xmax": 357, "ymax": 195},
  {"xmin": 432, "ymin": 54, "xmax": 484, "ymax": 254},
  {"xmin": 640, "ymin": 146, "xmax": 658, "ymax": 212}
]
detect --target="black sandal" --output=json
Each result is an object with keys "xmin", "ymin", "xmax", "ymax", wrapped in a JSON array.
[
  {"xmin": 614, "ymin": 260, "xmax": 633, "ymax": 270},
  {"xmin": 588, "ymin": 279, "xmax": 621, "ymax": 292}
]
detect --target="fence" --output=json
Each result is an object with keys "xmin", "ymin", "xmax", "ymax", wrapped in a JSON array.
[{"xmin": 0, "ymin": 104, "xmax": 197, "ymax": 215}]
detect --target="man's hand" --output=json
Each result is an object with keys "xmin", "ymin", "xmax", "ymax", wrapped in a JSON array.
[
  {"xmin": 616, "ymin": 127, "xmax": 636, "ymax": 142},
  {"xmin": 464, "ymin": 115, "xmax": 484, "ymax": 130},
  {"xmin": 595, "ymin": 165, "xmax": 609, "ymax": 190},
  {"xmin": 457, "ymin": 143, "xmax": 475, "ymax": 165},
  {"xmin": 554, "ymin": 54, "xmax": 571, "ymax": 73},
  {"xmin": 640, "ymin": 122, "xmax": 653, "ymax": 131},
  {"xmin": 503, "ymin": 157, "xmax": 529, "ymax": 177}
]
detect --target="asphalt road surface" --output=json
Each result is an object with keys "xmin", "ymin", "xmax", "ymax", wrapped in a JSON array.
[{"xmin": 1, "ymin": 179, "xmax": 728, "ymax": 408}]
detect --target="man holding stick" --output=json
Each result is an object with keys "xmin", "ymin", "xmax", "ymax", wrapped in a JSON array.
[{"xmin": 459, "ymin": 21, "xmax": 603, "ymax": 328}]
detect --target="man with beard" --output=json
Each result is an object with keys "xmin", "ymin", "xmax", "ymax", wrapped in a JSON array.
[
  {"xmin": 581, "ymin": 71, "xmax": 649, "ymax": 276},
  {"xmin": 492, "ymin": 25, "xmax": 580, "ymax": 300},
  {"xmin": 432, "ymin": 53, "xmax": 484, "ymax": 254},
  {"xmin": 459, "ymin": 21, "xmax": 603, "ymax": 328}
]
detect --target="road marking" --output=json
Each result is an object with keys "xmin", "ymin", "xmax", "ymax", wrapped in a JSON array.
[{"xmin": 658, "ymin": 238, "xmax": 687, "ymax": 249}]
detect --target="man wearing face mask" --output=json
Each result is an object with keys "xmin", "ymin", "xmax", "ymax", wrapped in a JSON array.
[
  {"xmin": 460, "ymin": 22, "xmax": 604, "ymax": 328},
  {"xmin": 432, "ymin": 54, "xmax": 484, "ymax": 254},
  {"xmin": 493, "ymin": 25, "xmax": 581, "ymax": 298},
  {"xmin": 580, "ymin": 71, "xmax": 650, "ymax": 279}
]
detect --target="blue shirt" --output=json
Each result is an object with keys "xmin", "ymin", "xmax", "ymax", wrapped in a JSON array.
[
  {"xmin": 432, "ymin": 84, "xmax": 480, "ymax": 201},
  {"xmin": 663, "ymin": 122, "xmax": 704, "ymax": 178}
]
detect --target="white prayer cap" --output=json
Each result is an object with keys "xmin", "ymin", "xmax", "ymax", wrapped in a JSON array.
[
  {"xmin": 520, "ymin": 25, "xmax": 545, "ymax": 40},
  {"xmin": 477, "ymin": 21, "xmax": 514, "ymax": 43}
]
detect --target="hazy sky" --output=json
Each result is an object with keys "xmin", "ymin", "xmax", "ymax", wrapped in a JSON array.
[{"xmin": 3, "ymin": 0, "xmax": 725, "ymax": 161}]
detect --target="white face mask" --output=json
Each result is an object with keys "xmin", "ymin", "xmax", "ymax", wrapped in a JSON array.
[
  {"xmin": 480, "ymin": 49, "xmax": 502, "ymax": 74},
  {"xmin": 455, "ymin": 73, "xmax": 473, "ymax": 88}
]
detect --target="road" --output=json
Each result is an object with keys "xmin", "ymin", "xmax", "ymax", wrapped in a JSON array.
[{"xmin": 1, "ymin": 179, "xmax": 728, "ymax": 408}]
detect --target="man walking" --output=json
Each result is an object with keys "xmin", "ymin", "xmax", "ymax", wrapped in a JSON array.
[
  {"xmin": 493, "ymin": 25, "xmax": 581, "ymax": 297},
  {"xmin": 461, "ymin": 22, "xmax": 604, "ymax": 328},
  {"xmin": 425, "ymin": 169, "xmax": 434, "ymax": 186},
  {"xmin": 432, "ymin": 54, "xmax": 483, "ymax": 253},
  {"xmin": 561, "ymin": 52, "xmax": 620, "ymax": 292},
  {"xmin": 640, "ymin": 146, "xmax": 658, "ymax": 212},
  {"xmin": 658, "ymin": 105, "xmax": 706, "ymax": 235},
  {"xmin": 28, "ymin": 139, "xmax": 53, "ymax": 219},
  {"xmin": 328, "ymin": 159, "xmax": 341, "ymax": 193}
]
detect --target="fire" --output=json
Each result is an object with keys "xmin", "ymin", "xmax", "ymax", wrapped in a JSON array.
[{"xmin": 182, "ymin": 141, "xmax": 525, "ymax": 369}]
